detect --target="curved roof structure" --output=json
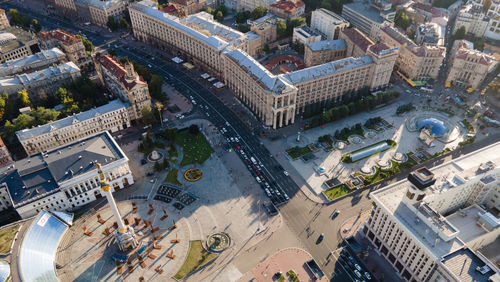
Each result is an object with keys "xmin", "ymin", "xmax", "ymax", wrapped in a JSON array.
[
  {"xmin": 0, "ymin": 32, "xmax": 16, "ymax": 44},
  {"xmin": 0, "ymin": 260, "xmax": 10, "ymax": 282},
  {"xmin": 19, "ymin": 210, "xmax": 72, "ymax": 282},
  {"xmin": 417, "ymin": 117, "xmax": 447, "ymax": 137}
]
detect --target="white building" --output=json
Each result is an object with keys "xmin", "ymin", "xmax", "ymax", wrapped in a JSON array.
[
  {"xmin": 0, "ymin": 48, "xmax": 66, "ymax": 77},
  {"xmin": 292, "ymin": 26, "xmax": 322, "ymax": 46},
  {"xmin": 16, "ymin": 99, "xmax": 131, "ymax": 156},
  {"xmin": 453, "ymin": 2, "xmax": 489, "ymax": 38},
  {"xmin": 0, "ymin": 131, "xmax": 133, "ymax": 219},
  {"xmin": 364, "ymin": 142, "xmax": 500, "ymax": 281},
  {"xmin": 311, "ymin": 8, "xmax": 349, "ymax": 40}
]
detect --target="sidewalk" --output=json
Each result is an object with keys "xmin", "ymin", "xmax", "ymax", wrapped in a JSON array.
[{"xmin": 339, "ymin": 211, "xmax": 371, "ymax": 239}]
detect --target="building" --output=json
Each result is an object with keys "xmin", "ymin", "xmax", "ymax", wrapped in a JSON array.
[
  {"xmin": 0, "ymin": 27, "xmax": 40, "ymax": 62},
  {"xmin": 269, "ymin": 0, "xmax": 305, "ymax": 19},
  {"xmin": 38, "ymin": 29, "xmax": 92, "ymax": 69},
  {"xmin": 0, "ymin": 8, "xmax": 10, "ymax": 30},
  {"xmin": 169, "ymin": 0, "xmax": 207, "ymax": 17},
  {"xmin": 292, "ymin": 25, "xmax": 321, "ymax": 46},
  {"xmin": 222, "ymin": 48, "xmax": 297, "ymax": 129},
  {"xmin": 341, "ymin": 0, "xmax": 395, "ymax": 38},
  {"xmin": 340, "ymin": 27, "xmax": 375, "ymax": 58},
  {"xmin": 87, "ymin": 0, "xmax": 127, "ymax": 27},
  {"xmin": 0, "ymin": 62, "xmax": 81, "ymax": 99},
  {"xmin": 248, "ymin": 14, "xmax": 278, "ymax": 45},
  {"xmin": 485, "ymin": 0, "xmax": 500, "ymax": 40},
  {"xmin": 310, "ymin": 8, "xmax": 349, "ymax": 40},
  {"xmin": 0, "ymin": 137, "xmax": 13, "ymax": 168},
  {"xmin": 98, "ymin": 54, "xmax": 151, "ymax": 121},
  {"xmin": 453, "ymin": 2, "xmax": 489, "ymax": 38},
  {"xmin": 0, "ymin": 131, "xmax": 133, "ymax": 219},
  {"xmin": 304, "ymin": 39, "xmax": 346, "ymax": 67},
  {"xmin": 16, "ymin": 99, "xmax": 130, "ymax": 156},
  {"xmin": 364, "ymin": 142, "xmax": 500, "ymax": 281},
  {"xmin": 416, "ymin": 22, "xmax": 444, "ymax": 46},
  {"xmin": 446, "ymin": 40, "xmax": 497, "ymax": 89},
  {"xmin": 53, "ymin": 0, "xmax": 78, "ymax": 17},
  {"xmin": 405, "ymin": 2, "xmax": 449, "ymax": 25},
  {"xmin": 0, "ymin": 48, "xmax": 66, "ymax": 77},
  {"xmin": 378, "ymin": 26, "xmax": 445, "ymax": 80},
  {"xmin": 236, "ymin": 0, "xmax": 273, "ymax": 13}
]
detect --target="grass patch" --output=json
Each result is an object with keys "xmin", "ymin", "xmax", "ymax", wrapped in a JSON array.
[
  {"xmin": 165, "ymin": 168, "xmax": 182, "ymax": 185},
  {"xmin": 0, "ymin": 225, "xmax": 19, "ymax": 253},
  {"xmin": 176, "ymin": 131, "xmax": 214, "ymax": 167},
  {"xmin": 334, "ymin": 123, "xmax": 364, "ymax": 141},
  {"xmin": 323, "ymin": 184, "xmax": 352, "ymax": 201},
  {"xmin": 174, "ymin": 240, "xmax": 218, "ymax": 280},
  {"xmin": 462, "ymin": 119, "xmax": 474, "ymax": 132},
  {"xmin": 287, "ymin": 270, "xmax": 300, "ymax": 282},
  {"xmin": 318, "ymin": 135, "xmax": 334, "ymax": 150},
  {"xmin": 286, "ymin": 145, "xmax": 312, "ymax": 159}
]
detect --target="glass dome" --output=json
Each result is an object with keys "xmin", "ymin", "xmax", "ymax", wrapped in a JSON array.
[{"xmin": 417, "ymin": 118, "xmax": 447, "ymax": 137}]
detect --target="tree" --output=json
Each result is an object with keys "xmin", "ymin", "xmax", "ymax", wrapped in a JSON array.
[
  {"xmin": 320, "ymin": 0, "xmax": 331, "ymax": 10},
  {"xmin": 394, "ymin": 10, "xmax": 412, "ymax": 30},
  {"xmin": 215, "ymin": 5, "xmax": 227, "ymax": 16},
  {"xmin": 132, "ymin": 61, "xmax": 152, "ymax": 82},
  {"xmin": 119, "ymin": 18, "xmax": 129, "ymax": 29},
  {"xmin": 163, "ymin": 128, "xmax": 178, "ymax": 142},
  {"xmin": 4, "ymin": 120, "xmax": 16, "ymax": 137},
  {"xmin": 251, "ymin": 6, "xmax": 267, "ymax": 19},
  {"xmin": 17, "ymin": 89, "xmax": 31, "ymax": 108},
  {"xmin": 453, "ymin": 26, "xmax": 466, "ymax": 41},
  {"xmin": 292, "ymin": 40, "xmax": 304, "ymax": 54},
  {"xmin": 162, "ymin": 158, "xmax": 170, "ymax": 169},
  {"xmin": 215, "ymin": 11, "xmax": 224, "ymax": 22},
  {"xmin": 474, "ymin": 37, "xmax": 485, "ymax": 51},
  {"xmin": 32, "ymin": 107, "xmax": 60, "ymax": 125},
  {"xmin": 277, "ymin": 19, "xmax": 287, "ymax": 38},
  {"xmin": 188, "ymin": 124, "xmax": 200, "ymax": 135},
  {"xmin": 141, "ymin": 105, "xmax": 155, "ymax": 124},
  {"xmin": 8, "ymin": 9, "xmax": 30, "ymax": 28},
  {"xmin": 338, "ymin": 105, "xmax": 349, "ymax": 117},
  {"xmin": 237, "ymin": 23, "xmax": 250, "ymax": 32},
  {"xmin": 483, "ymin": 0, "xmax": 492, "ymax": 12},
  {"xmin": 287, "ymin": 17, "xmax": 306, "ymax": 36},
  {"xmin": 76, "ymin": 35, "xmax": 94, "ymax": 53},
  {"xmin": 206, "ymin": 7, "xmax": 215, "ymax": 14},
  {"xmin": 14, "ymin": 114, "xmax": 35, "ymax": 131},
  {"xmin": 149, "ymin": 74, "xmax": 164, "ymax": 100},
  {"xmin": 107, "ymin": 16, "xmax": 119, "ymax": 31},
  {"xmin": 154, "ymin": 161, "xmax": 162, "ymax": 172},
  {"xmin": 31, "ymin": 19, "xmax": 42, "ymax": 33},
  {"xmin": 236, "ymin": 11, "xmax": 251, "ymax": 23}
]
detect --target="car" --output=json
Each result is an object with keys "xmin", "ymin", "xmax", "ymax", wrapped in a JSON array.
[
  {"xmin": 146, "ymin": 172, "xmax": 154, "ymax": 176},
  {"xmin": 140, "ymin": 158, "xmax": 148, "ymax": 165},
  {"xmin": 284, "ymin": 171, "xmax": 289, "ymax": 176},
  {"xmin": 284, "ymin": 193, "xmax": 289, "ymax": 200},
  {"xmin": 255, "ymin": 170, "xmax": 261, "ymax": 176},
  {"xmin": 148, "ymin": 64, "xmax": 152, "ymax": 68},
  {"xmin": 234, "ymin": 137, "xmax": 239, "ymax": 142},
  {"xmin": 226, "ymin": 121, "xmax": 230, "ymax": 126},
  {"xmin": 354, "ymin": 270, "xmax": 362, "ymax": 278},
  {"xmin": 318, "ymin": 233, "xmax": 324, "ymax": 241},
  {"xmin": 246, "ymin": 159, "xmax": 252, "ymax": 164},
  {"xmin": 189, "ymin": 95, "xmax": 193, "ymax": 99},
  {"xmin": 205, "ymin": 112, "xmax": 210, "ymax": 117},
  {"xmin": 255, "ymin": 176, "xmax": 262, "ymax": 183},
  {"xmin": 226, "ymin": 138, "xmax": 230, "ymax": 143},
  {"xmin": 230, "ymin": 137, "xmax": 235, "ymax": 142},
  {"xmin": 149, "ymin": 179, "xmax": 155, "ymax": 183},
  {"xmin": 364, "ymin": 272, "xmax": 371, "ymax": 280},
  {"xmin": 355, "ymin": 264, "xmax": 362, "ymax": 271},
  {"xmin": 332, "ymin": 210, "xmax": 340, "ymax": 218},
  {"xmin": 265, "ymin": 189, "xmax": 271, "ymax": 197},
  {"xmin": 205, "ymin": 105, "xmax": 208, "ymax": 110}
]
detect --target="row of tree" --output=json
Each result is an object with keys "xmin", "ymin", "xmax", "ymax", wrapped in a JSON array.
[
  {"xmin": 7, "ymin": 9, "xmax": 42, "ymax": 33},
  {"xmin": 107, "ymin": 16, "xmax": 130, "ymax": 31},
  {"xmin": 277, "ymin": 17, "xmax": 306, "ymax": 39},
  {"xmin": 206, "ymin": 5, "xmax": 228, "ymax": 22}
]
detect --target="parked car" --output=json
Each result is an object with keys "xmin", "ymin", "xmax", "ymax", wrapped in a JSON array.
[
  {"xmin": 332, "ymin": 210, "xmax": 340, "ymax": 218},
  {"xmin": 146, "ymin": 172, "xmax": 154, "ymax": 176}
]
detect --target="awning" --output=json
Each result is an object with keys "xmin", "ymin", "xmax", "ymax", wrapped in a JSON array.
[
  {"xmin": 183, "ymin": 62, "xmax": 194, "ymax": 69},
  {"xmin": 172, "ymin": 57, "xmax": 183, "ymax": 63}
]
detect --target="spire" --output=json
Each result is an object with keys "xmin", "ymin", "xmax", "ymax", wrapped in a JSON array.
[{"xmin": 124, "ymin": 58, "xmax": 135, "ymax": 80}]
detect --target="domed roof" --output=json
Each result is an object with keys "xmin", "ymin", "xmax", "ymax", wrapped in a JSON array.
[{"xmin": 417, "ymin": 118, "xmax": 447, "ymax": 137}]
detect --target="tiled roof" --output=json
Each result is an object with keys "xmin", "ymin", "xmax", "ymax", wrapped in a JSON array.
[
  {"xmin": 100, "ymin": 54, "xmax": 147, "ymax": 90},
  {"xmin": 341, "ymin": 28, "xmax": 374, "ymax": 52},
  {"xmin": 270, "ymin": 0, "xmax": 305, "ymax": 14},
  {"xmin": 38, "ymin": 29, "xmax": 80, "ymax": 45},
  {"xmin": 368, "ymin": 43, "xmax": 390, "ymax": 54}
]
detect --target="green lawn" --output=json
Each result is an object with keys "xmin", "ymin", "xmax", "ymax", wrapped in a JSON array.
[
  {"xmin": 286, "ymin": 145, "xmax": 312, "ymax": 159},
  {"xmin": 164, "ymin": 168, "xmax": 182, "ymax": 185},
  {"xmin": 176, "ymin": 131, "xmax": 214, "ymax": 167},
  {"xmin": 0, "ymin": 225, "xmax": 19, "ymax": 253},
  {"xmin": 174, "ymin": 240, "xmax": 218, "ymax": 280},
  {"xmin": 323, "ymin": 184, "xmax": 352, "ymax": 201}
]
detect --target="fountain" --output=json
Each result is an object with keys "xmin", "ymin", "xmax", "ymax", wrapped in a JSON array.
[{"xmin": 147, "ymin": 150, "xmax": 163, "ymax": 162}]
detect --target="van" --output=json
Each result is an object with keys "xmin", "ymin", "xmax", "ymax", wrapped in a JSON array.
[
  {"xmin": 250, "ymin": 157, "xmax": 257, "ymax": 164},
  {"xmin": 255, "ymin": 176, "xmax": 261, "ymax": 183}
]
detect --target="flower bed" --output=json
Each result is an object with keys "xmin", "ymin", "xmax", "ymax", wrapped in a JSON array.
[{"xmin": 184, "ymin": 168, "xmax": 203, "ymax": 182}]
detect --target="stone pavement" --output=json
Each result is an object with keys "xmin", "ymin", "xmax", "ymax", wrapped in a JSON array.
[
  {"xmin": 339, "ymin": 210, "xmax": 371, "ymax": 239},
  {"xmin": 238, "ymin": 247, "xmax": 328, "ymax": 282}
]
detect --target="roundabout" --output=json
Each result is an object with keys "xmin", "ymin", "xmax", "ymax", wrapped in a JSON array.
[{"xmin": 184, "ymin": 168, "xmax": 203, "ymax": 182}]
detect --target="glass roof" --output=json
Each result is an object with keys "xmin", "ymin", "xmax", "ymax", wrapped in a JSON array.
[
  {"xmin": 0, "ymin": 260, "xmax": 10, "ymax": 282},
  {"xmin": 417, "ymin": 118, "xmax": 447, "ymax": 137}
]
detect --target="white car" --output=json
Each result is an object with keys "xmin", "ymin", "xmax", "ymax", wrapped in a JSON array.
[{"xmin": 284, "ymin": 171, "xmax": 289, "ymax": 176}]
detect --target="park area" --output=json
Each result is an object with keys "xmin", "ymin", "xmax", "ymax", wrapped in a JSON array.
[
  {"xmin": 176, "ymin": 129, "xmax": 214, "ymax": 167},
  {"xmin": 0, "ymin": 225, "xmax": 18, "ymax": 253}
]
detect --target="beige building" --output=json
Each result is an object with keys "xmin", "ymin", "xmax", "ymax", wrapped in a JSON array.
[
  {"xmin": 292, "ymin": 25, "xmax": 321, "ymax": 46},
  {"xmin": 340, "ymin": 27, "xmax": 375, "ymax": 58},
  {"xmin": 0, "ymin": 48, "xmax": 66, "ymax": 77},
  {"xmin": 269, "ymin": 0, "xmax": 305, "ymax": 19},
  {"xmin": 378, "ymin": 26, "xmax": 445, "ymax": 80},
  {"xmin": 38, "ymin": 29, "xmax": 92, "ymax": 69},
  {"xmin": 169, "ymin": 0, "xmax": 207, "ymax": 17},
  {"xmin": 447, "ymin": 40, "xmax": 497, "ymax": 89},
  {"xmin": 248, "ymin": 14, "xmax": 277, "ymax": 45},
  {"xmin": 0, "ymin": 8, "xmax": 10, "ymax": 30},
  {"xmin": 16, "ymin": 99, "xmax": 131, "ymax": 156},
  {"xmin": 304, "ymin": 39, "xmax": 346, "ymax": 67},
  {"xmin": 485, "ymin": 0, "xmax": 500, "ymax": 40},
  {"xmin": 341, "ymin": 0, "xmax": 395, "ymax": 39},
  {"xmin": 364, "ymin": 142, "xmax": 500, "ymax": 281},
  {"xmin": 99, "ymin": 55, "xmax": 152, "ymax": 121},
  {"xmin": 54, "ymin": 0, "xmax": 78, "ymax": 16},
  {"xmin": 88, "ymin": 0, "xmax": 127, "ymax": 27},
  {"xmin": 311, "ymin": 8, "xmax": 349, "ymax": 40},
  {"xmin": 0, "ymin": 27, "xmax": 40, "ymax": 62},
  {"xmin": 454, "ymin": 2, "xmax": 489, "ymax": 38}
]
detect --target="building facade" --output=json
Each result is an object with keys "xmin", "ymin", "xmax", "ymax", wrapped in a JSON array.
[
  {"xmin": 304, "ymin": 39, "xmax": 346, "ymax": 67},
  {"xmin": 0, "ymin": 137, "xmax": 13, "ymax": 168},
  {"xmin": 88, "ymin": 0, "xmax": 127, "ymax": 27},
  {"xmin": 453, "ymin": 2, "xmax": 489, "ymax": 38},
  {"xmin": 38, "ymin": 29, "xmax": 93, "ymax": 69},
  {"xmin": 416, "ymin": 23, "xmax": 444, "ymax": 46},
  {"xmin": 0, "ymin": 132, "xmax": 133, "ymax": 219},
  {"xmin": 248, "ymin": 14, "xmax": 277, "ymax": 45},
  {"xmin": 485, "ymin": 0, "xmax": 500, "ymax": 40},
  {"xmin": 341, "ymin": 0, "xmax": 395, "ymax": 38},
  {"xmin": 98, "ymin": 54, "xmax": 151, "ymax": 121},
  {"xmin": 0, "ymin": 8, "xmax": 10, "ymax": 30},
  {"xmin": 292, "ymin": 26, "xmax": 321, "ymax": 45},
  {"xmin": 310, "ymin": 8, "xmax": 349, "ymax": 40},
  {"xmin": 340, "ymin": 27, "xmax": 375, "ymax": 58},
  {"xmin": 0, "ymin": 27, "xmax": 40, "ymax": 62},
  {"xmin": 269, "ymin": 0, "xmax": 305, "ymax": 19},
  {"xmin": 169, "ymin": 0, "xmax": 207, "ymax": 17},
  {"xmin": 364, "ymin": 142, "xmax": 500, "ymax": 281},
  {"xmin": 0, "ymin": 48, "xmax": 66, "ymax": 77},
  {"xmin": 16, "ymin": 99, "xmax": 131, "ymax": 155}
]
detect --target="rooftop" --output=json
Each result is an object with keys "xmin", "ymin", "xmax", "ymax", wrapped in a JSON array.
[
  {"xmin": 282, "ymin": 56, "xmax": 373, "ymax": 84},
  {"xmin": 341, "ymin": 28, "xmax": 375, "ymax": 52},
  {"xmin": 307, "ymin": 39, "xmax": 346, "ymax": 51},
  {"xmin": 294, "ymin": 26, "xmax": 320, "ymax": 38},
  {"xmin": 0, "ymin": 48, "xmax": 66, "ymax": 76},
  {"xmin": 314, "ymin": 8, "xmax": 347, "ymax": 23},
  {"xmin": 0, "ymin": 26, "xmax": 36, "ymax": 54},
  {"xmin": 0, "ymin": 132, "xmax": 125, "ymax": 207},
  {"xmin": 185, "ymin": 12, "xmax": 249, "ymax": 46},
  {"xmin": 343, "ymin": 1, "xmax": 393, "ymax": 24},
  {"xmin": 441, "ymin": 248, "xmax": 494, "ymax": 282},
  {"xmin": 270, "ymin": 0, "xmax": 305, "ymax": 14},
  {"xmin": 38, "ymin": 29, "xmax": 81, "ymax": 45},
  {"xmin": 0, "ymin": 61, "xmax": 80, "ymax": 89},
  {"xmin": 16, "ymin": 99, "xmax": 129, "ymax": 141},
  {"xmin": 446, "ymin": 205, "xmax": 489, "ymax": 243}
]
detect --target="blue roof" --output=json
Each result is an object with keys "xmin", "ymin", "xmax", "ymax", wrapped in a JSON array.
[
  {"xmin": 0, "ymin": 132, "xmax": 124, "ymax": 207},
  {"xmin": 16, "ymin": 99, "xmax": 129, "ymax": 141},
  {"xmin": 308, "ymin": 39, "xmax": 346, "ymax": 51},
  {"xmin": 282, "ymin": 56, "xmax": 373, "ymax": 84},
  {"xmin": 19, "ymin": 210, "xmax": 71, "ymax": 282},
  {"xmin": 417, "ymin": 118, "xmax": 448, "ymax": 137}
]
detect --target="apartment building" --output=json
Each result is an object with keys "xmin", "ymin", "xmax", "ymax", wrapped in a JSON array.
[
  {"xmin": 485, "ymin": 0, "xmax": 500, "ymax": 40},
  {"xmin": 0, "ymin": 137, "xmax": 13, "ymax": 168},
  {"xmin": 364, "ymin": 142, "xmax": 500, "ymax": 281},
  {"xmin": 340, "ymin": 27, "xmax": 375, "ymax": 58},
  {"xmin": 378, "ymin": 26, "xmax": 445, "ymax": 80},
  {"xmin": 0, "ymin": 132, "xmax": 133, "ymax": 219},
  {"xmin": 54, "ymin": 0, "xmax": 78, "ymax": 16},
  {"xmin": 269, "ymin": 0, "xmax": 305, "ymax": 19},
  {"xmin": 236, "ymin": 0, "xmax": 272, "ymax": 13},
  {"xmin": 0, "ymin": 27, "xmax": 40, "ymax": 62},
  {"xmin": 38, "ymin": 29, "xmax": 92, "ymax": 68},
  {"xmin": 53, "ymin": 0, "xmax": 127, "ymax": 26},
  {"xmin": 292, "ymin": 26, "xmax": 321, "ymax": 45},
  {"xmin": 0, "ymin": 48, "xmax": 66, "ymax": 77},
  {"xmin": 0, "ymin": 8, "xmax": 10, "ymax": 30},
  {"xmin": 416, "ymin": 23, "xmax": 444, "ymax": 46},
  {"xmin": 98, "ymin": 55, "xmax": 151, "ymax": 121},
  {"xmin": 454, "ymin": 2, "xmax": 489, "ymax": 38},
  {"xmin": 16, "ymin": 100, "xmax": 130, "ymax": 155},
  {"xmin": 0, "ymin": 62, "xmax": 81, "ymax": 100},
  {"xmin": 223, "ymin": 48, "xmax": 297, "ymax": 128},
  {"xmin": 342, "ymin": 0, "xmax": 395, "ymax": 38},
  {"xmin": 310, "ymin": 8, "xmax": 349, "ymax": 40},
  {"xmin": 248, "ymin": 14, "xmax": 277, "ymax": 45},
  {"xmin": 447, "ymin": 40, "xmax": 497, "ymax": 89},
  {"xmin": 304, "ymin": 39, "xmax": 346, "ymax": 67},
  {"xmin": 169, "ymin": 0, "xmax": 207, "ymax": 17}
]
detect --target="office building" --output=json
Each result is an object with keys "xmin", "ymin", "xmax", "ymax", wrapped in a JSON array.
[
  {"xmin": 304, "ymin": 39, "xmax": 346, "ymax": 67},
  {"xmin": 364, "ymin": 142, "xmax": 500, "ymax": 281},
  {"xmin": 342, "ymin": 0, "xmax": 395, "ymax": 38},
  {"xmin": 0, "ymin": 48, "xmax": 66, "ymax": 77},
  {"xmin": 0, "ymin": 27, "xmax": 40, "ymax": 62},
  {"xmin": 269, "ymin": 0, "xmax": 305, "ymax": 19},
  {"xmin": 98, "ymin": 55, "xmax": 151, "ymax": 121},
  {"xmin": 310, "ymin": 8, "xmax": 349, "ymax": 40},
  {"xmin": 16, "ymin": 99, "xmax": 131, "ymax": 156},
  {"xmin": 38, "ymin": 29, "xmax": 92, "ymax": 69},
  {"xmin": 0, "ymin": 132, "xmax": 133, "ymax": 219},
  {"xmin": 292, "ymin": 25, "xmax": 321, "ymax": 45},
  {"xmin": 0, "ymin": 8, "xmax": 10, "ymax": 30}
]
